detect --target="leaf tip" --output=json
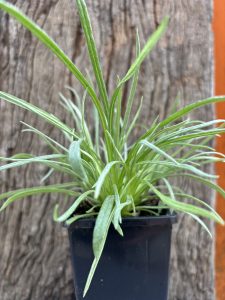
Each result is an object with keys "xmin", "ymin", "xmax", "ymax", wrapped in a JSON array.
[{"xmin": 53, "ymin": 204, "xmax": 59, "ymax": 222}]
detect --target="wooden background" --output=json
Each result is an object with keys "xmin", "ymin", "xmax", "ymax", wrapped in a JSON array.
[{"xmin": 0, "ymin": 0, "xmax": 215, "ymax": 299}]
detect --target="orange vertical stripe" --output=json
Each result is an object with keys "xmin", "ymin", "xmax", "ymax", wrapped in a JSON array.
[{"xmin": 213, "ymin": 1, "xmax": 225, "ymax": 299}]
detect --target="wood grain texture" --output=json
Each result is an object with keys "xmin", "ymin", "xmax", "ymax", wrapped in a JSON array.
[{"xmin": 0, "ymin": 0, "xmax": 214, "ymax": 299}]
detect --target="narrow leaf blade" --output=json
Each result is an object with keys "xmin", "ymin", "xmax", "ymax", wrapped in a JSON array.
[{"xmin": 84, "ymin": 197, "xmax": 115, "ymax": 296}]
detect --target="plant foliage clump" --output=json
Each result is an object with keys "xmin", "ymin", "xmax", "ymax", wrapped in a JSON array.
[{"xmin": 0, "ymin": 0, "xmax": 225, "ymax": 296}]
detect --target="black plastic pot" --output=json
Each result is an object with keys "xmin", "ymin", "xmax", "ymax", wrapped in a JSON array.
[{"xmin": 67, "ymin": 213, "xmax": 177, "ymax": 300}]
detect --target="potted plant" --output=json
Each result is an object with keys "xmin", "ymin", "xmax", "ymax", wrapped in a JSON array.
[{"xmin": 0, "ymin": 0, "xmax": 224, "ymax": 299}]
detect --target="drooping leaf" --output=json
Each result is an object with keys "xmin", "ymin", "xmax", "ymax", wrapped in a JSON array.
[
  {"xmin": 149, "ymin": 184, "xmax": 224, "ymax": 224},
  {"xmin": 66, "ymin": 212, "xmax": 98, "ymax": 225},
  {"xmin": 0, "ymin": 91, "xmax": 76, "ymax": 138},
  {"xmin": 0, "ymin": 183, "xmax": 78, "ymax": 211},
  {"xmin": 68, "ymin": 140, "xmax": 88, "ymax": 181},
  {"xmin": 179, "ymin": 173, "xmax": 225, "ymax": 201},
  {"xmin": 53, "ymin": 190, "xmax": 94, "ymax": 222},
  {"xmin": 21, "ymin": 121, "xmax": 68, "ymax": 153},
  {"xmin": 140, "ymin": 140, "xmax": 179, "ymax": 165},
  {"xmin": 84, "ymin": 196, "xmax": 115, "ymax": 297},
  {"xmin": 0, "ymin": 154, "xmax": 67, "ymax": 171},
  {"xmin": 140, "ymin": 96, "xmax": 225, "ymax": 140},
  {"xmin": 112, "ymin": 185, "xmax": 126, "ymax": 236},
  {"xmin": 186, "ymin": 212, "xmax": 212, "ymax": 238}
]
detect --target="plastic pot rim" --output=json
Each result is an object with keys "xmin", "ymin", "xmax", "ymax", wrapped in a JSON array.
[{"xmin": 65, "ymin": 212, "xmax": 177, "ymax": 229}]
